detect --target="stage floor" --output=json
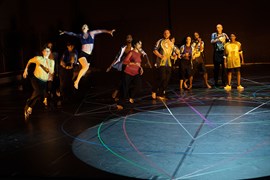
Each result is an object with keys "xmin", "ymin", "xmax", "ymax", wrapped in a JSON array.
[{"xmin": 0, "ymin": 63, "xmax": 270, "ymax": 179}]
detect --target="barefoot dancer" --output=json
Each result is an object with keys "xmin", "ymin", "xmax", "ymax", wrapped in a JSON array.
[{"xmin": 60, "ymin": 24, "xmax": 115, "ymax": 89}]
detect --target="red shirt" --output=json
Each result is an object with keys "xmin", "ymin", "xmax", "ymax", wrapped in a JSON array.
[{"xmin": 123, "ymin": 50, "xmax": 141, "ymax": 76}]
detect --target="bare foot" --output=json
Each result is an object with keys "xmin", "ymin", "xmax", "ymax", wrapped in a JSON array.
[
  {"xmin": 74, "ymin": 81, "xmax": 79, "ymax": 89},
  {"xmin": 184, "ymin": 82, "xmax": 188, "ymax": 89},
  {"xmin": 129, "ymin": 98, "xmax": 134, "ymax": 104},
  {"xmin": 112, "ymin": 90, "xmax": 118, "ymax": 99},
  {"xmin": 151, "ymin": 92, "xmax": 156, "ymax": 99},
  {"xmin": 116, "ymin": 105, "xmax": 123, "ymax": 110},
  {"xmin": 206, "ymin": 84, "xmax": 212, "ymax": 88}
]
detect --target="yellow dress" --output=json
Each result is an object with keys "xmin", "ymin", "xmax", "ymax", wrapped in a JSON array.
[{"xmin": 224, "ymin": 41, "xmax": 242, "ymax": 69}]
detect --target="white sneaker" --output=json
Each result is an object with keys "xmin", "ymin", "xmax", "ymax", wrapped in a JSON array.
[
  {"xmin": 224, "ymin": 85, "xmax": 232, "ymax": 91},
  {"xmin": 237, "ymin": 85, "xmax": 244, "ymax": 91}
]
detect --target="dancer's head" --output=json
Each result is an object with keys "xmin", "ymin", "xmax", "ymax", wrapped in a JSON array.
[
  {"xmin": 132, "ymin": 39, "xmax": 142, "ymax": 50},
  {"xmin": 163, "ymin": 29, "xmax": 171, "ymax": 39},
  {"xmin": 82, "ymin": 24, "xmax": 89, "ymax": 33},
  {"xmin": 126, "ymin": 34, "xmax": 133, "ymax": 43}
]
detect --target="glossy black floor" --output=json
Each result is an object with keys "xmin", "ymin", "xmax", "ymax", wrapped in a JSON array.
[{"xmin": 0, "ymin": 63, "xmax": 269, "ymax": 179}]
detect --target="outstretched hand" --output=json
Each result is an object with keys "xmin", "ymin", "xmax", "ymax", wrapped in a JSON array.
[
  {"xmin": 110, "ymin": 29, "xmax": 116, "ymax": 36},
  {"xmin": 59, "ymin": 30, "xmax": 64, "ymax": 35},
  {"xmin": 106, "ymin": 66, "xmax": 111, "ymax": 72}
]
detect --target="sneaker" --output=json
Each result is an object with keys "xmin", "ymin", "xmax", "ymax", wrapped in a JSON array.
[
  {"xmin": 224, "ymin": 85, "xmax": 232, "ymax": 91},
  {"xmin": 237, "ymin": 85, "xmax": 244, "ymax": 91}
]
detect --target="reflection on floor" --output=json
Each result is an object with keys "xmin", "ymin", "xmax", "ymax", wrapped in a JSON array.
[{"xmin": 0, "ymin": 64, "xmax": 269, "ymax": 179}]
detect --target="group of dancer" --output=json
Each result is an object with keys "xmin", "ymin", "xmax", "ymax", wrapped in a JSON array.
[{"xmin": 23, "ymin": 23, "xmax": 244, "ymax": 119}]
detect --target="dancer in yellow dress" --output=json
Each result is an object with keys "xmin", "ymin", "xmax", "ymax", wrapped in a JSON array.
[{"xmin": 223, "ymin": 33, "xmax": 245, "ymax": 91}]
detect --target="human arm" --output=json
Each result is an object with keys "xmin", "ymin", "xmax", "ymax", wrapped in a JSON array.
[
  {"xmin": 123, "ymin": 51, "xmax": 142, "ymax": 69},
  {"xmin": 223, "ymin": 55, "xmax": 227, "ymax": 68},
  {"xmin": 223, "ymin": 44, "xmax": 228, "ymax": 68},
  {"xmin": 191, "ymin": 47, "xmax": 195, "ymax": 60},
  {"xmin": 66, "ymin": 52, "xmax": 77, "ymax": 69},
  {"xmin": 199, "ymin": 39, "xmax": 204, "ymax": 52},
  {"xmin": 211, "ymin": 33, "xmax": 219, "ymax": 44},
  {"xmin": 139, "ymin": 66, "xmax": 144, "ymax": 75},
  {"xmin": 23, "ymin": 57, "xmax": 37, "ymax": 78},
  {"xmin": 60, "ymin": 53, "xmax": 66, "ymax": 68},
  {"xmin": 210, "ymin": 33, "xmax": 218, "ymax": 44},
  {"xmin": 106, "ymin": 59, "xmax": 117, "ymax": 72},
  {"xmin": 239, "ymin": 51, "xmax": 244, "ymax": 64},
  {"xmin": 144, "ymin": 55, "xmax": 152, "ymax": 68},
  {"xmin": 238, "ymin": 42, "xmax": 244, "ymax": 64},
  {"xmin": 153, "ymin": 49, "xmax": 164, "ymax": 59},
  {"xmin": 179, "ymin": 45, "xmax": 191, "ymax": 59},
  {"xmin": 153, "ymin": 39, "xmax": 165, "ymax": 60},
  {"xmin": 48, "ymin": 60, "xmax": 55, "ymax": 76},
  {"xmin": 90, "ymin": 29, "xmax": 115, "ymax": 37},
  {"xmin": 106, "ymin": 46, "xmax": 125, "ymax": 72},
  {"xmin": 122, "ymin": 51, "xmax": 133, "ymax": 65},
  {"xmin": 59, "ymin": 30, "xmax": 81, "ymax": 38}
]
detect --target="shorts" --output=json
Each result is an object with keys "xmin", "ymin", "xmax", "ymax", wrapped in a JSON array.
[
  {"xmin": 227, "ymin": 67, "xmax": 240, "ymax": 73},
  {"xmin": 78, "ymin": 51, "xmax": 92, "ymax": 63}
]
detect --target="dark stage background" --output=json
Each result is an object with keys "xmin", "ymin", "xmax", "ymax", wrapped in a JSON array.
[{"xmin": 0, "ymin": 0, "xmax": 269, "ymax": 74}]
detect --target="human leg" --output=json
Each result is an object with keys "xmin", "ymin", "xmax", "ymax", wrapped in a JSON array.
[
  {"xmin": 74, "ymin": 57, "xmax": 90, "ymax": 89},
  {"xmin": 25, "ymin": 77, "xmax": 46, "ymax": 120},
  {"xmin": 236, "ymin": 68, "xmax": 244, "ymax": 91},
  {"xmin": 224, "ymin": 69, "xmax": 232, "ymax": 91},
  {"xmin": 203, "ymin": 73, "xmax": 212, "ymax": 88}
]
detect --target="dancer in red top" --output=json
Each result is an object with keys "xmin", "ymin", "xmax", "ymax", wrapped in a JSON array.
[{"xmin": 116, "ymin": 39, "xmax": 144, "ymax": 110}]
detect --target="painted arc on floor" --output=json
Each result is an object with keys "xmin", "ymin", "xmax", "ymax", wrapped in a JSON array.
[{"xmin": 72, "ymin": 105, "xmax": 270, "ymax": 180}]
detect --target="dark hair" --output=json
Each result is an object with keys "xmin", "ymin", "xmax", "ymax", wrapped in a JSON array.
[
  {"xmin": 230, "ymin": 32, "xmax": 237, "ymax": 37},
  {"xmin": 132, "ymin": 39, "xmax": 141, "ymax": 47},
  {"xmin": 41, "ymin": 44, "xmax": 50, "ymax": 51},
  {"xmin": 66, "ymin": 42, "xmax": 74, "ymax": 46}
]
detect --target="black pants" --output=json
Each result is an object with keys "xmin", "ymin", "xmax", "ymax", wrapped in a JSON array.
[
  {"xmin": 150, "ymin": 67, "xmax": 159, "ymax": 93},
  {"xmin": 157, "ymin": 66, "xmax": 172, "ymax": 96},
  {"xmin": 213, "ymin": 51, "xmax": 226, "ymax": 86},
  {"xmin": 25, "ymin": 76, "xmax": 47, "ymax": 110},
  {"xmin": 179, "ymin": 59, "xmax": 192, "ymax": 80},
  {"xmin": 118, "ymin": 73, "xmax": 142, "ymax": 106},
  {"xmin": 59, "ymin": 66, "xmax": 74, "ymax": 99}
]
